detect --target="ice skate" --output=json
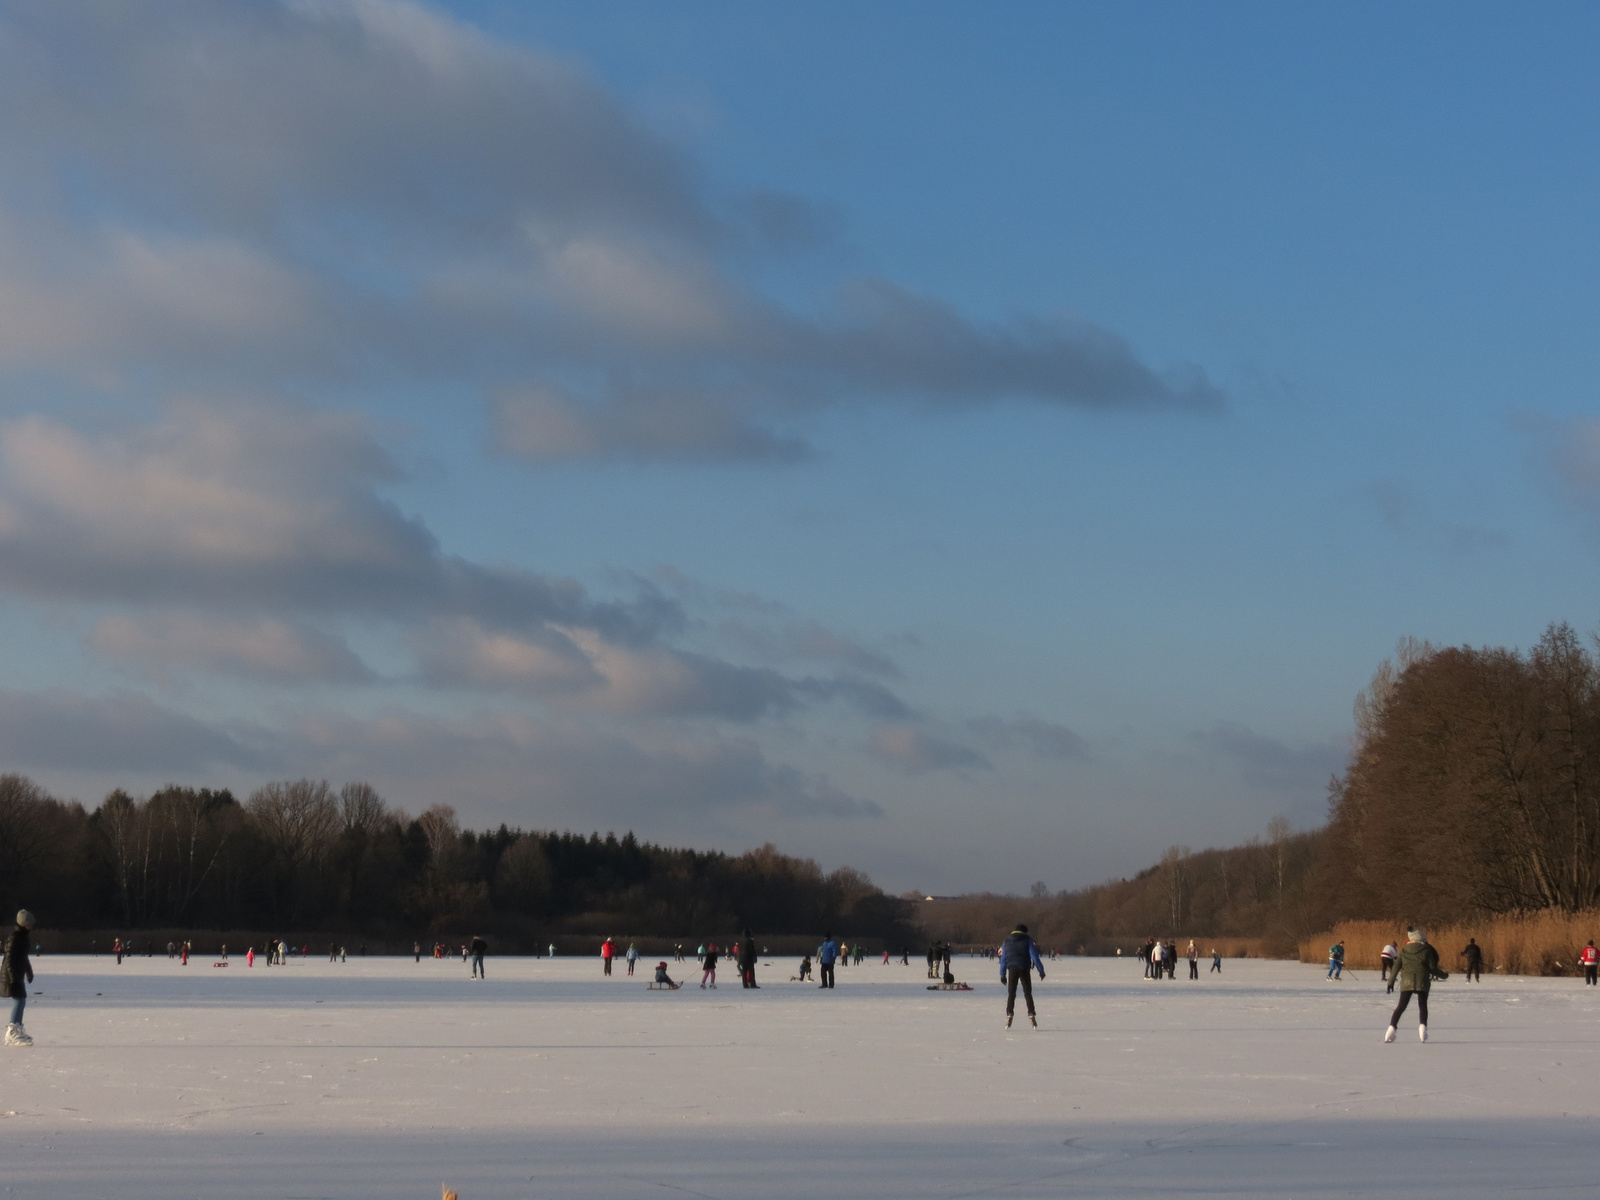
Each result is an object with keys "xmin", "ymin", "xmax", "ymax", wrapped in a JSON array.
[
  {"xmin": 1418, "ymin": 1024, "xmax": 1427, "ymax": 1042},
  {"xmin": 5, "ymin": 1023, "xmax": 32, "ymax": 1047},
  {"xmin": 1383, "ymin": 1025, "xmax": 1395, "ymax": 1043},
  {"xmin": 1005, "ymin": 1014, "xmax": 1012, "ymax": 1028},
  {"xmin": 1029, "ymin": 1014, "xmax": 1037, "ymax": 1028}
]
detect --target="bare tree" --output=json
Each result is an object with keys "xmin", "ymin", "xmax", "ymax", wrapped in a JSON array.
[
  {"xmin": 1267, "ymin": 816, "xmax": 1291, "ymax": 912},
  {"xmin": 248, "ymin": 780, "xmax": 339, "ymax": 871},
  {"xmin": 339, "ymin": 782, "xmax": 387, "ymax": 835}
]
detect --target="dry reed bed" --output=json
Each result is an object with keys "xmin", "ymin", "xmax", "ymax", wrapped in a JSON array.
[{"xmin": 1300, "ymin": 910, "xmax": 1600, "ymax": 976}]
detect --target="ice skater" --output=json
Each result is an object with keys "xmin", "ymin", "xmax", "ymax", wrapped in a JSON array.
[
  {"xmin": 470, "ymin": 935, "xmax": 487, "ymax": 979},
  {"xmin": 1581, "ymin": 939, "xmax": 1598, "ymax": 985},
  {"xmin": 1385, "ymin": 927, "xmax": 1448, "ymax": 1043},
  {"xmin": 999, "ymin": 922, "xmax": 1046, "ymax": 1028},
  {"xmin": 3, "ymin": 910, "xmax": 36, "ymax": 1047},
  {"xmin": 626, "ymin": 942, "xmax": 639, "ymax": 976},
  {"xmin": 819, "ymin": 933, "xmax": 838, "ymax": 988},
  {"xmin": 700, "ymin": 942, "xmax": 719, "ymax": 988},
  {"xmin": 1210, "ymin": 948, "xmax": 1222, "ymax": 973},
  {"xmin": 601, "ymin": 936, "xmax": 615, "ymax": 976},
  {"xmin": 1459, "ymin": 938, "xmax": 1482, "ymax": 983},
  {"xmin": 1186, "ymin": 940, "xmax": 1199, "ymax": 980},
  {"xmin": 797, "ymin": 954, "xmax": 813, "ymax": 982},
  {"xmin": 738, "ymin": 930, "xmax": 759, "ymax": 988},
  {"xmin": 1327, "ymin": 941, "xmax": 1345, "ymax": 980},
  {"xmin": 1379, "ymin": 940, "xmax": 1398, "ymax": 983}
]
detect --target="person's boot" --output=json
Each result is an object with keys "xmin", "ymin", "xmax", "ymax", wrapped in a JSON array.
[
  {"xmin": 1383, "ymin": 1025, "xmax": 1396, "ymax": 1043},
  {"xmin": 1418, "ymin": 1024, "xmax": 1427, "ymax": 1042},
  {"xmin": 5, "ymin": 1023, "xmax": 32, "ymax": 1047}
]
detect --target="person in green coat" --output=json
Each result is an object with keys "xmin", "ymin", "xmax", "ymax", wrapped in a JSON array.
[{"xmin": 1384, "ymin": 927, "xmax": 1448, "ymax": 1043}]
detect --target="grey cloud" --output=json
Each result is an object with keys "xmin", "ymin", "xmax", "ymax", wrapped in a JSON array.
[
  {"xmin": 868, "ymin": 724, "xmax": 990, "ymax": 773},
  {"xmin": 0, "ymin": 0, "xmax": 1220, "ymax": 458},
  {"xmin": 413, "ymin": 617, "xmax": 912, "ymax": 722},
  {"xmin": 0, "ymin": 683, "xmax": 878, "ymax": 819},
  {"xmin": 88, "ymin": 612, "xmax": 373, "ymax": 683},
  {"xmin": 718, "ymin": 617, "xmax": 902, "ymax": 678},
  {"xmin": 289, "ymin": 710, "xmax": 880, "ymax": 819},
  {"xmin": 969, "ymin": 716, "xmax": 1089, "ymax": 760},
  {"xmin": 794, "ymin": 678, "xmax": 914, "ymax": 721},
  {"xmin": 493, "ymin": 386, "xmax": 810, "ymax": 465},
  {"xmin": 0, "ymin": 0, "xmax": 706, "ymax": 247},
  {"xmin": 1195, "ymin": 722, "xmax": 1346, "ymax": 789},
  {"xmin": 0, "ymin": 688, "xmax": 274, "ymax": 772},
  {"xmin": 737, "ymin": 190, "xmax": 846, "ymax": 253}
]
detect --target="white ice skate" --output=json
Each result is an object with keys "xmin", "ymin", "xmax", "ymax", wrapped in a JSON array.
[
  {"xmin": 5, "ymin": 1023, "xmax": 33, "ymax": 1047},
  {"xmin": 1005, "ymin": 1014, "xmax": 1013, "ymax": 1028},
  {"xmin": 1418, "ymin": 1024, "xmax": 1427, "ymax": 1042},
  {"xmin": 1029, "ymin": 1014, "xmax": 1037, "ymax": 1028},
  {"xmin": 1382, "ymin": 1025, "xmax": 1395, "ymax": 1043}
]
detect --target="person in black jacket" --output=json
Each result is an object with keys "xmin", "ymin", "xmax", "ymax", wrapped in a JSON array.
[
  {"xmin": 3, "ymin": 909, "xmax": 36, "ymax": 1047},
  {"xmin": 469, "ymin": 935, "xmax": 488, "ymax": 979},
  {"xmin": 738, "ymin": 930, "xmax": 759, "ymax": 988},
  {"xmin": 999, "ymin": 923, "xmax": 1046, "ymax": 1028},
  {"xmin": 1459, "ymin": 938, "xmax": 1483, "ymax": 983}
]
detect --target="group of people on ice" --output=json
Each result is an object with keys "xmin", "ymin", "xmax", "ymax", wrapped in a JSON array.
[{"xmin": 1139, "ymin": 938, "xmax": 1221, "ymax": 979}]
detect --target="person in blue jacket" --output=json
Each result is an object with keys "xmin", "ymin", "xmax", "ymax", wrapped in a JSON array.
[
  {"xmin": 999, "ymin": 923, "xmax": 1045, "ymax": 1028},
  {"xmin": 818, "ymin": 933, "xmax": 839, "ymax": 989}
]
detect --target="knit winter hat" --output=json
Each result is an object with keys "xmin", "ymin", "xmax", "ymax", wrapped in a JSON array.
[
  {"xmin": 1407, "ymin": 927, "xmax": 1424, "ymax": 943},
  {"xmin": 15, "ymin": 909, "xmax": 33, "ymax": 928}
]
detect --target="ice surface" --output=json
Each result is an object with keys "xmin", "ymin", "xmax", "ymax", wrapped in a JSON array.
[{"xmin": 3, "ymin": 953, "xmax": 1597, "ymax": 1198}]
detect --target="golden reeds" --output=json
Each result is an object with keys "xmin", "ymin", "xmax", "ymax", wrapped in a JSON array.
[{"xmin": 1300, "ymin": 910, "xmax": 1600, "ymax": 976}]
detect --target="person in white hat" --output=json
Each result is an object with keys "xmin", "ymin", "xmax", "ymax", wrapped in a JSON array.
[{"xmin": 3, "ymin": 909, "xmax": 36, "ymax": 1047}]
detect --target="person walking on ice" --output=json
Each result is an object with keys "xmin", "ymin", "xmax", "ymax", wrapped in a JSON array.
[
  {"xmin": 1000, "ymin": 922, "xmax": 1046, "ymax": 1028},
  {"xmin": 1385, "ymin": 926, "xmax": 1448, "ymax": 1043},
  {"xmin": 3, "ymin": 910, "xmax": 36, "ymax": 1047},
  {"xmin": 1186, "ymin": 940, "xmax": 1199, "ymax": 980},
  {"xmin": 1379, "ymin": 940, "xmax": 1398, "ymax": 983},
  {"xmin": 469, "ymin": 935, "xmax": 487, "ymax": 979},
  {"xmin": 626, "ymin": 942, "xmax": 639, "ymax": 976},
  {"xmin": 1459, "ymin": 937, "xmax": 1483, "ymax": 983},
  {"xmin": 601, "ymin": 936, "xmax": 615, "ymax": 976},
  {"xmin": 1581, "ymin": 939, "xmax": 1598, "ymax": 986}
]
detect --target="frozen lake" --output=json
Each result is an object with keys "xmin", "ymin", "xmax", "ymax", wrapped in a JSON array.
[{"xmin": 3, "ymin": 952, "xmax": 1597, "ymax": 1198}]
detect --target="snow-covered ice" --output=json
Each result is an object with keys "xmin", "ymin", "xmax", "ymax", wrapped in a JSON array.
[{"xmin": 3, "ymin": 953, "xmax": 1598, "ymax": 1198}]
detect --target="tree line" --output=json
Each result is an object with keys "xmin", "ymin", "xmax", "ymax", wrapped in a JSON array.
[
  {"xmin": 921, "ymin": 623, "xmax": 1600, "ymax": 952},
  {"xmin": 0, "ymin": 777, "xmax": 912, "ymax": 945},
  {"xmin": 6, "ymin": 626, "xmax": 1594, "ymax": 952}
]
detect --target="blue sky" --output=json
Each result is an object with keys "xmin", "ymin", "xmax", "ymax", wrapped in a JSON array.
[{"xmin": 0, "ymin": 2, "xmax": 1597, "ymax": 893}]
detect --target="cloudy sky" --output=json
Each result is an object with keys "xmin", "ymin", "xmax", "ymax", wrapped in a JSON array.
[{"xmin": 2, "ymin": 1, "xmax": 1598, "ymax": 893}]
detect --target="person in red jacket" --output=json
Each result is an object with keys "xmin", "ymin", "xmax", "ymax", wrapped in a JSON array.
[
  {"xmin": 1581, "ymin": 940, "xmax": 1598, "ymax": 986},
  {"xmin": 601, "ymin": 936, "xmax": 616, "ymax": 976}
]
